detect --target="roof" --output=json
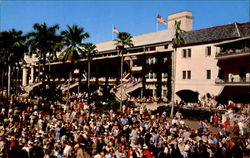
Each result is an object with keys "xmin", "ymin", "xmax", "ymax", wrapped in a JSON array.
[
  {"xmin": 95, "ymin": 22, "xmax": 250, "ymax": 52},
  {"xmin": 182, "ymin": 22, "xmax": 250, "ymax": 45},
  {"xmin": 237, "ymin": 22, "xmax": 250, "ymax": 37},
  {"xmin": 215, "ymin": 36, "xmax": 250, "ymax": 46},
  {"xmin": 95, "ymin": 29, "xmax": 175, "ymax": 52}
]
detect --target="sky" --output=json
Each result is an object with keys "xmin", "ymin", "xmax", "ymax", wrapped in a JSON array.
[{"xmin": 0, "ymin": 0, "xmax": 249, "ymax": 44}]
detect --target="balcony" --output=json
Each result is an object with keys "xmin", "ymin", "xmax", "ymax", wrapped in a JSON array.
[
  {"xmin": 215, "ymin": 48, "xmax": 250, "ymax": 60},
  {"xmin": 215, "ymin": 73, "xmax": 250, "ymax": 86}
]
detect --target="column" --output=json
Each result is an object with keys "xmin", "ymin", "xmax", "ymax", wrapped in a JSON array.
[
  {"xmin": 22, "ymin": 67, "xmax": 28, "ymax": 86},
  {"xmin": 30, "ymin": 66, "xmax": 35, "ymax": 84}
]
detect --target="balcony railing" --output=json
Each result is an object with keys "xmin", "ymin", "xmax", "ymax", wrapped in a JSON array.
[
  {"xmin": 215, "ymin": 75, "xmax": 250, "ymax": 85},
  {"xmin": 131, "ymin": 66, "xmax": 142, "ymax": 71},
  {"xmin": 215, "ymin": 48, "xmax": 250, "ymax": 58}
]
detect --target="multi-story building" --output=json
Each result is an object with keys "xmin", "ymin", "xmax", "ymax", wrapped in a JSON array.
[
  {"xmin": 175, "ymin": 22, "xmax": 250, "ymax": 103},
  {"xmin": 21, "ymin": 11, "xmax": 250, "ymax": 104}
]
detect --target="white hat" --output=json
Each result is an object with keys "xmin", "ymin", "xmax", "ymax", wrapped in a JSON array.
[{"xmin": 143, "ymin": 144, "xmax": 148, "ymax": 149}]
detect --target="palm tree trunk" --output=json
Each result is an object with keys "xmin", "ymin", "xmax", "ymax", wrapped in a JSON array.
[
  {"xmin": 170, "ymin": 49, "xmax": 176, "ymax": 118},
  {"xmin": 95, "ymin": 67, "xmax": 99, "ymax": 86},
  {"xmin": 156, "ymin": 55, "xmax": 163, "ymax": 99},
  {"xmin": 87, "ymin": 60, "xmax": 90, "ymax": 89},
  {"xmin": 105, "ymin": 66, "xmax": 109, "ymax": 87},
  {"xmin": 141, "ymin": 51, "xmax": 146, "ymax": 98},
  {"xmin": 78, "ymin": 71, "xmax": 80, "ymax": 94},
  {"xmin": 7, "ymin": 65, "xmax": 11, "ymax": 101},
  {"xmin": 67, "ymin": 71, "xmax": 72, "ymax": 105},
  {"xmin": 1, "ymin": 69, "xmax": 4, "ymax": 98},
  {"xmin": 120, "ymin": 54, "xmax": 123, "ymax": 110},
  {"xmin": 38, "ymin": 63, "xmax": 41, "ymax": 82}
]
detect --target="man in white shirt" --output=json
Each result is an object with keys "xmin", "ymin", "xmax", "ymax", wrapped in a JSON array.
[{"xmin": 62, "ymin": 142, "xmax": 72, "ymax": 158}]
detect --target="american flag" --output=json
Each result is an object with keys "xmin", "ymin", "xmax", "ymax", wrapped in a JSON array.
[
  {"xmin": 157, "ymin": 14, "xmax": 167, "ymax": 26},
  {"xmin": 113, "ymin": 26, "xmax": 119, "ymax": 34}
]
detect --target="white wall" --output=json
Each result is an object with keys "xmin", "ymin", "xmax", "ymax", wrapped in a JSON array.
[{"xmin": 175, "ymin": 43, "xmax": 224, "ymax": 99}]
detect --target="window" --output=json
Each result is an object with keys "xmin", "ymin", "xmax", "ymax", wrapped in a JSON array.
[
  {"xmin": 206, "ymin": 46, "xmax": 211, "ymax": 56},
  {"xmin": 150, "ymin": 47, "xmax": 156, "ymax": 51},
  {"xmin": 163, "ymin": 57, "xmax": 168, "ymax": 63},
  {"xmin": 164, "ymin": 44, "xmax": 169, "ymax": 49},
  {"xmin": 182, "ymin": 71, "xmax": 186, "ymax": 79},
  {"xmin": 183, "ymin": 70, "xmax": 191, "ymax": 79},
  {"xmin": 147, "ymin": 57, "xmax": 157, "ymax": 65},
  {"xmin": 206, "ymin": 70, "xmax": 211, "ymax": 79},
  {"xmin": 188, "ymin": 49, "xmax": 191, "ymax": 57},
  {"xmin": 182, "ymin": 49, "xmax": 191, "ymax": 58},
  {"xmin": 162, "ymin": 73, "xmax": 167, "ymax": 79},
  {"xmin": 163, "ymin": 90, "xmax": 167, "ymax": 97},
  {"xmin": 152, "ymin": 57, "xmax": 157, "ymax": 64},
  {"xmin": 153, "ymin": 73, "xmax": 157, "ymax": 79},
  {"xmin": 182, "ymin": 49, "xmax": 187, "ymax": 58},
  {"xmin": 187, "ymin": 71, "xmax": 191, "ymax": 79}
]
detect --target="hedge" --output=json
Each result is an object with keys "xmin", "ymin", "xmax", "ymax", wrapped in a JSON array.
[{"xmin": 152, "ymin": 106, "xmax": 217, "ymax": 121}]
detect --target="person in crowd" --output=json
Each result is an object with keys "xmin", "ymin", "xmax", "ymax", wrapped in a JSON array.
[{"xmin": 0, "ymin": 91, "xmax": 249, "ymax": 158}]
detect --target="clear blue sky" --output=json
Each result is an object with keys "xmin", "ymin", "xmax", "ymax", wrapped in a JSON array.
[{"xmin": 0, "ymin": 0, "xmax": 249, "ymax": 44}]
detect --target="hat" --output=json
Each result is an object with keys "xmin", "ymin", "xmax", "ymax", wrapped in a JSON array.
[{"xmin": 143, "ymin": 144, "xmax": 148, "ymax": 149}]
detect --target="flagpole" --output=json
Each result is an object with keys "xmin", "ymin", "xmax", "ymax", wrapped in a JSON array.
[
  {"xmin": 112, "ymin": 25, "xmax": 114, "ymax": 40},
  {"xmin": 156, "ymin": 12, "xmax": 159, "ymax": 32}
]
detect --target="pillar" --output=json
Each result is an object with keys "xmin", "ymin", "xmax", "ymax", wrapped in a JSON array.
[
  {"xmin": 22, "ymin": 67, "xmax": 28, "ymax": 86},
  {"xmin": 30, "ymin": 66, "xmax": 35, "ymax": 84}
]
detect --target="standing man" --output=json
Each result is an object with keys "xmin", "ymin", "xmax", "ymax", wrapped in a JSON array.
[{"xmin": 0, "ymin": 136, "xmax": 6, "ymax": 158}]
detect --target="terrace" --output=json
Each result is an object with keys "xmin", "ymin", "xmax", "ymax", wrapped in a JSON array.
[
  {"xmin": 215, "ymin": 37, "xmax": 250, "ymax": 60},
  {"xmin": 215, "ymin": 73, "xmax": 250, "ymax": 86}
]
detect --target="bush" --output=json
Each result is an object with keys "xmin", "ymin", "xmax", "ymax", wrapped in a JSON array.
[
  {"xmin": 95, "ymin": 99, "xmax": 120, "ymax": 112},
  {"xmin": 152, "ymin": 106, "xmax": 216, "ymax": 121}
]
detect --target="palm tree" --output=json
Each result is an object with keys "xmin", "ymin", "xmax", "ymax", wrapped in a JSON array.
[
  {"xmin": 82, "ymin": 43, "xmax": 97, "ymax": 90},
  {"xmin": 170, "ymin": 20, "xmax": 185, "ymax": 118},
  {"xmin": 61, "ymin": 25, "xmax": 89, "ymax": 97},
  {"xmin": 114, "ymin": 32, "xmax": 134, "ymax": 109},
  {"xmin": 0, "ymin": 29, "xmax": 27, "ymax": 108},
  {"xmin": 27, "ymin": 23, "xmax": 60, "ymax": 83}
]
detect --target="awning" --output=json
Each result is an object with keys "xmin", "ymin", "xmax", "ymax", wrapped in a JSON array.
[{"xmin": 176, "ymin": 89, "xmax": 199, "ymax": 103}]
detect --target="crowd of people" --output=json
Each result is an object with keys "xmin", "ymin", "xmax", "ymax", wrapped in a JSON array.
[{"xmin": 0, "ymin": 91, "xmax": 249, "ymax": 158}]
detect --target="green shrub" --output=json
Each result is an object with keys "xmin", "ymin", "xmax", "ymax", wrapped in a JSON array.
[{"xmin": 152, "ymin": 106, "xmax": 216, "ymax": 121}]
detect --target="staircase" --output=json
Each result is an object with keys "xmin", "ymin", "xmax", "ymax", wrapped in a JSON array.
[
  {"xmin": 20, "ymin": 81, "xmax": 43, "ymax": 97},
  {"xmin": 60, "ymin": 80, "xmax": 79, "ymax": 92},
  {"xmin": 113, "ymin": 79, "xmax": 142, "ymax": 101},
  {"xmin": 22, "ymin": 81, "xmax": 42, "ymax": 93}
]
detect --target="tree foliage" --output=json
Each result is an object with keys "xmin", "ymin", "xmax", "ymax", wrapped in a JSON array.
[
  {"xmin": 0, "ymin": 29, "xmax": 27, "ymax": 66},
  {"xmin": 61, "ymin": 25, "xmax": 89, "ymax": 64},
  {"xmin": 114, "ymin": 32, "xmax": 134, "ymax": 53},
  {"xmin": 27, "ymin": 23, "xmax": 60, "ymax": 61},
  {"xmin": 171, "ymin": 21, "xmax": 185, "ymax": 49}
]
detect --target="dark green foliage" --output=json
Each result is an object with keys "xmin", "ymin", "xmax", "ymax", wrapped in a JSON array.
[
  {"xmin": 93, "ymin": 97, "xmax": 120, "ymax": 112},
  {"xmin": 61, "ymin": 25, "xmax": 89, "ymax": 63},
  {"xmin": 114, "ymin": 32, "xmax": 134, "ymax": 85},
  {"xmin": 152, "ymin": 106, "xmax": 217, "ymax": 121},
  {"xmin": 166, "ymin": 54, "xmax": 172, "ymax": 100},
  {"xmin": 155, "ymin": 54, "xmax": 163, "ymax": 98}
]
